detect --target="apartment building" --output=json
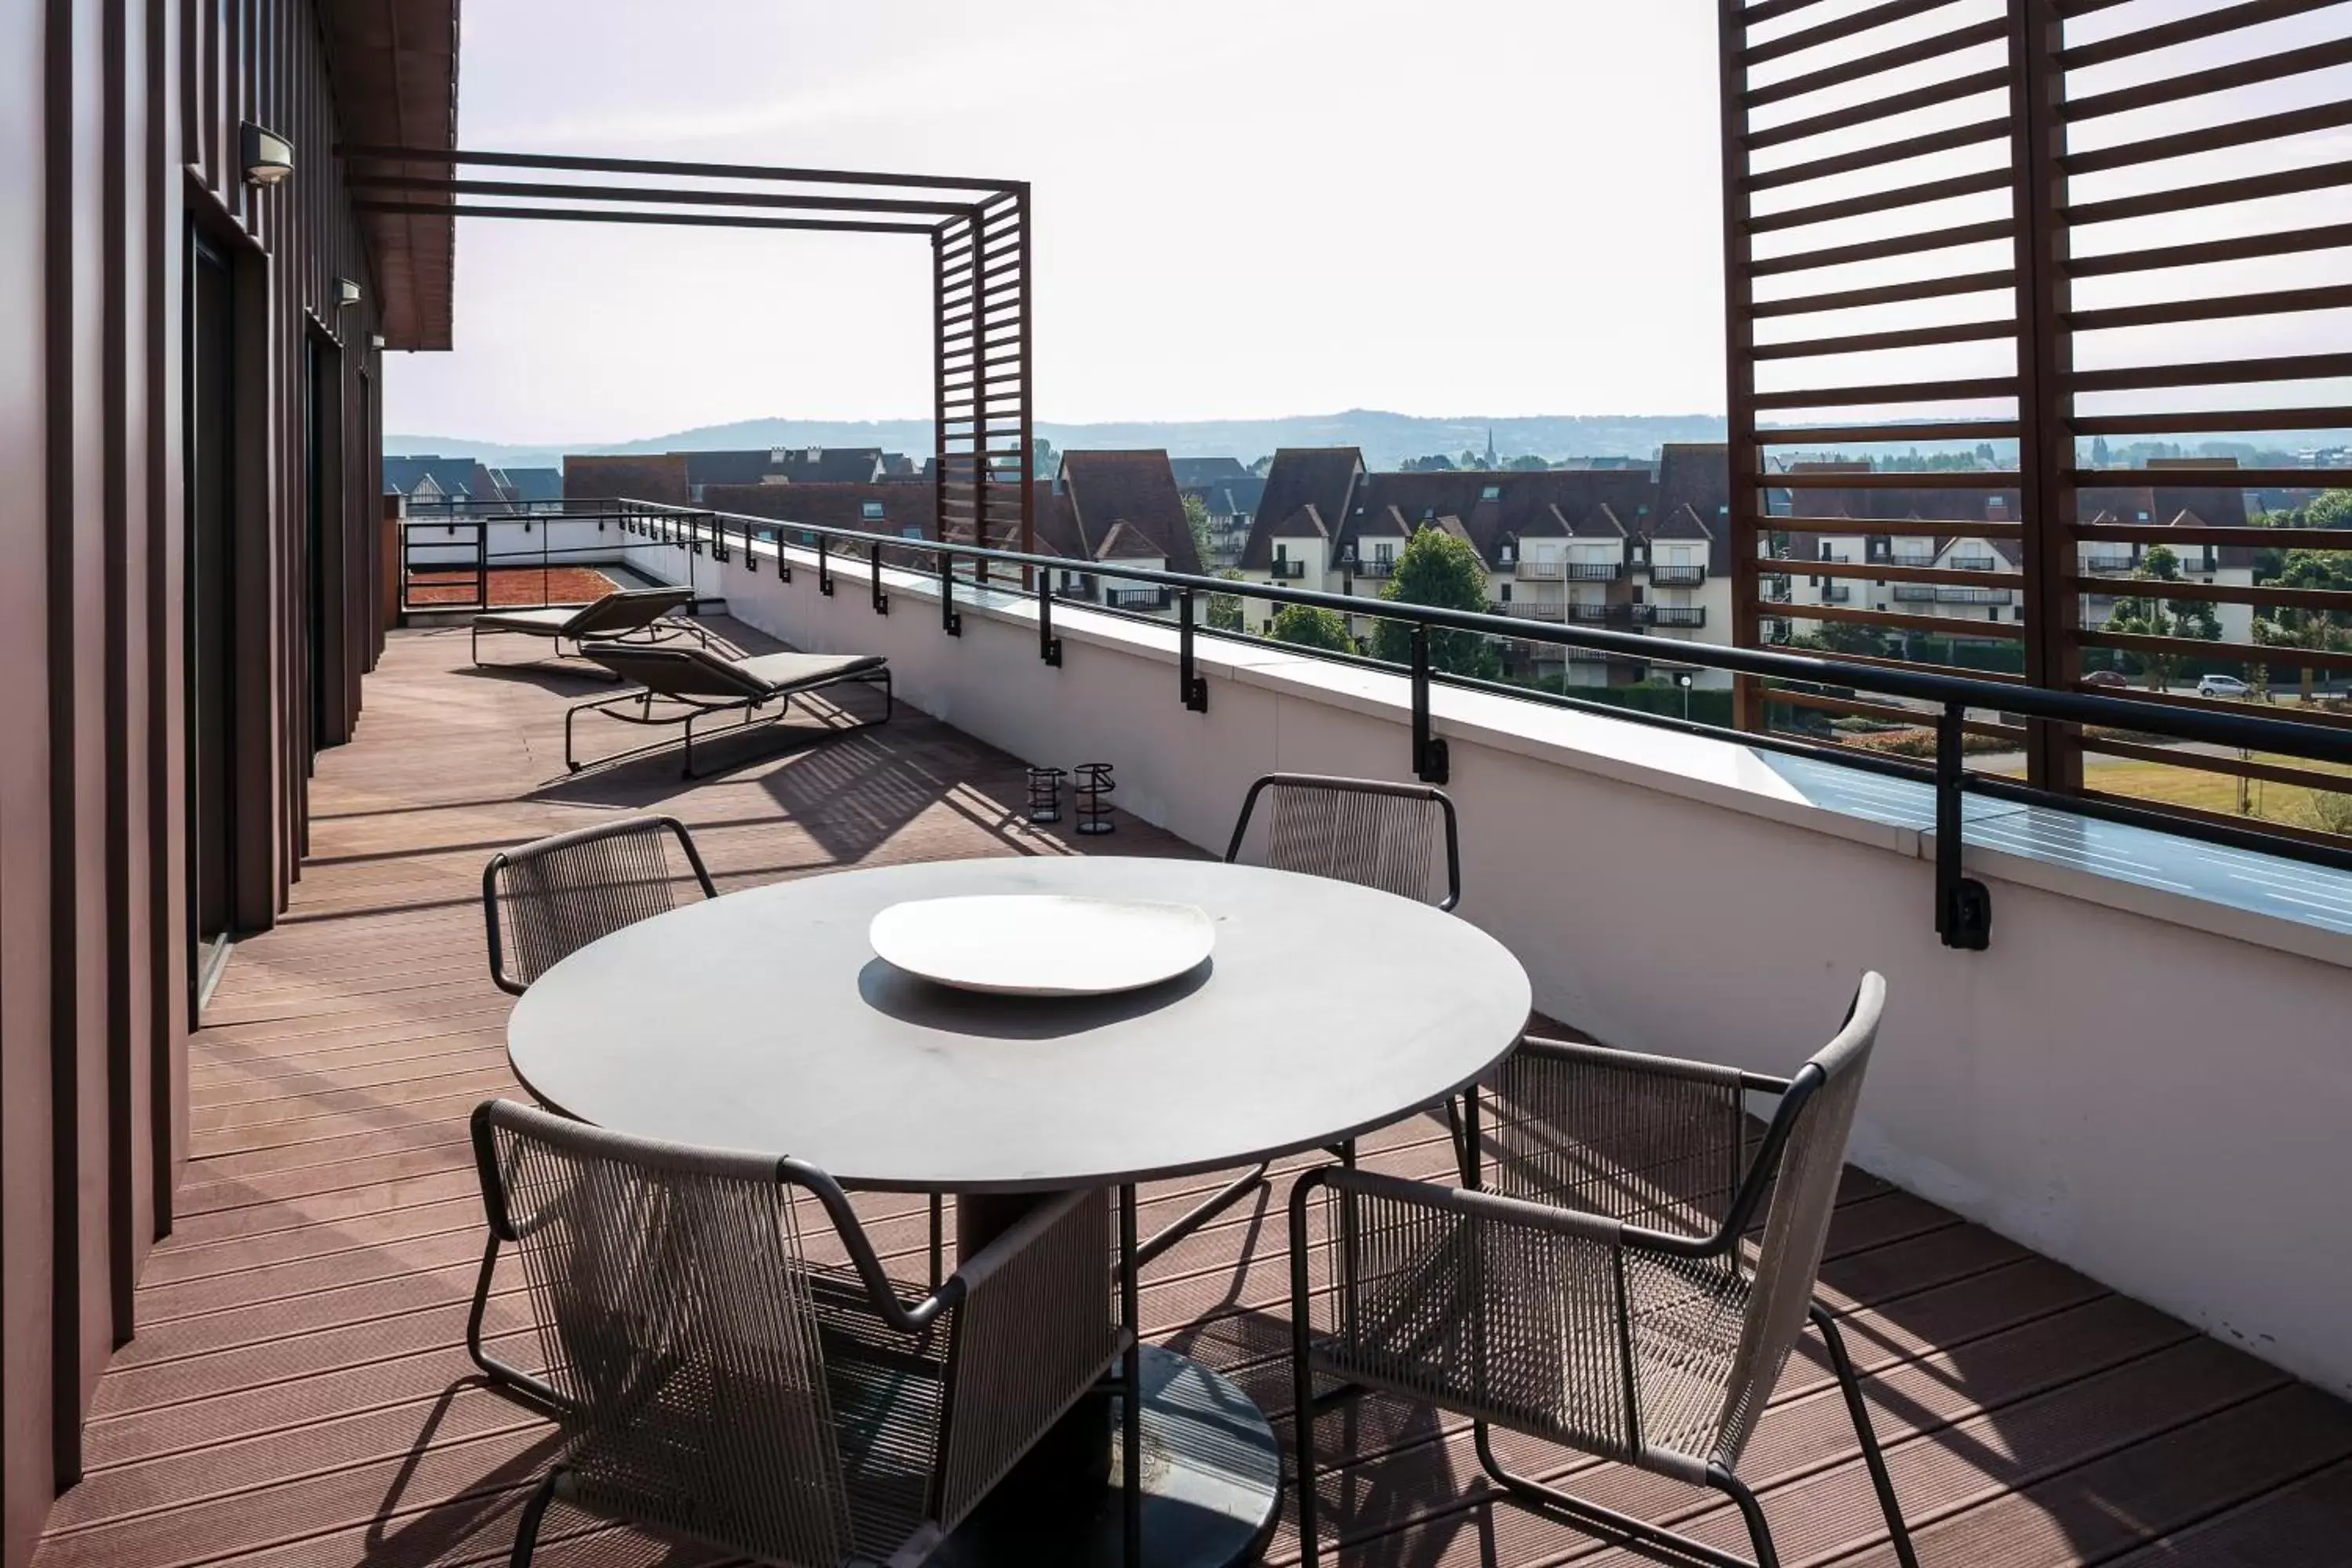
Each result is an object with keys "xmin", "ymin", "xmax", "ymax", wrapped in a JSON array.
[
  {"xmin": 1766, "ymin": 461, "xmax": 2262, "ymax": 648},
  {"xmin": 1231, "ymin": 445, "xmax": 1737, "ymax": 684}
]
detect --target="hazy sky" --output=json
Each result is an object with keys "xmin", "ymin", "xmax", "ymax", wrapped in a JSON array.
[{"xmin": 380, "ymin": 2, "xmax": 1729, "ymax": 442}]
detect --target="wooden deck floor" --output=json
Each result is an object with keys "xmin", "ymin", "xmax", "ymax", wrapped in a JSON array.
[{"xmin": 34, "ymin": 621, "xmax": 2352, "ymax": 1568}]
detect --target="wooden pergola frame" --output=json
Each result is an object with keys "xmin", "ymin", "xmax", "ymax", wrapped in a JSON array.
[{"xmin": 340, "ymin": 145, "xmax": 1036, "ymax": 565}]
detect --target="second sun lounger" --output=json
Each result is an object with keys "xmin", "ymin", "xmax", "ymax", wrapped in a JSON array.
[{"xmin": 568, "ymin": 641, "xmax": 891, "ymax": 777}]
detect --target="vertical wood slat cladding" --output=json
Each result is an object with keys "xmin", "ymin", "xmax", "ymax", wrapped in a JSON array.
[{"xmin": 3, "ymin": 0, "xmax": 390, "ymax": 1561}]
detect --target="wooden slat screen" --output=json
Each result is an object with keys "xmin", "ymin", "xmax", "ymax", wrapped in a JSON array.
[{"xmin": 1722, "ymin": 0, "xmax": 2352, "ymax": 829}]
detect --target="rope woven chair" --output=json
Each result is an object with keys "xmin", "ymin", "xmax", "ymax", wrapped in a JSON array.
[
  {"xmin": 481, "ymin": 816, "xmax": 956, "ymax": 1297},
  {"xmin": 1288, "ymin": 974, "xmax": 1918, "ymax": 1568},
  {"xmin": 1120, "ymin": 775, "xmax": 1463, "ymax": 1279},
  {"xmin": 1225, "ymin": 772, "xmax": 1461, "ymax": 912},
  {"xmin": 467, "ymin": 1099, "xmax": 1128, "ymax": 1568},
  {"xmin": 481, "ymin": 815, "xmax": 717, "ymax": 997}
]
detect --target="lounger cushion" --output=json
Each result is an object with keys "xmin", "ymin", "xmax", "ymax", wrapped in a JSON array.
[
  {"xmin": 473, "ymin": 607, "xmax": 579, "ymax": 634},
  {"xmin": 732, "ymin": 652, "xmax": 888, "ymax": 693},
  {"xmin": 582, "ymin": 641, "xmax": 884, "ymax": 702},
  {"xmin": 474, "ymin": 587, "xmax": 695, "ymax": 640},
  {"xmin": 562, "ymin": 587, "xmax": 696, "ymax": 637}
]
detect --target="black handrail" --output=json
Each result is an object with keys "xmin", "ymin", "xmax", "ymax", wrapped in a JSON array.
[
  {"xmin": 624, "ymin": 499, "xmax": 2352, "ymax": 765},
  {"xmin": 501, "ymin": 498, "xmax": 2352, "ymax": 943}
]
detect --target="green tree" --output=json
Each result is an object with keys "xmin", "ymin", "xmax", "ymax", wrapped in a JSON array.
[
  {"xmin": 1401, "ymin": 453, "xmax": 1456, "ymax": 472},
  {"xmin": 1269, "ymin": 604, "xmax": 1355, "ymax": 654},
  {"xmin": 1788, "ymin": 620, "xmax": 1889, "ymax": 659},
  {"xmin": 1504, "ymin": 454, "xmax": 1550, "ymax": 471},
  {"xmin": 2299, "ymin": 490, "xmax": 2352, "ymax": 531},
  {"xmin": 1206, "ymin": 568, "xmax": 1247, "ymax": 633},
  {"xmin": 1458, "ymin": 449, "xmax": 1482, "ymax": 470},
  {"xmin": 1031, "ymin": 437, "xmax": 1059, "ymax": 479},
  {"xmin": 1370, "ymin": 526, "xmax": 1501, "ymax": 679},
  {"xmin": 2252, "ymin": 547, "xmax": 2352, "ymax": 703},
  {"xmin": 2105, "ymin": 543, "xmax": 2220, "ymax": 691},
  {"xmin": 1181, "ymin": 492, "xmax": 1213, "ymax": 562}
]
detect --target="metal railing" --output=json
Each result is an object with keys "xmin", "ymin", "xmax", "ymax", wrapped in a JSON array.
[
  {"xmin": 1269, "ymin": 559, "xmax": 1307, "ymax": 580},
  {"xmin": 606, "ymin": 499, "xmax": 2352, "ymax": 951},
  {"xmin": 1512, "ymin": 560, "xmax": 1564, "ymax": 580},
  {"xmin": 1639, "ymin": 605, "xmax": 1708, "ymax": 629},
  {"xmin": 1105, "ymin": 586, "xmax": 1171, "ymax": 612},
  {"xmin": 1650, "ymin": 564, "xmax": 1707, "ymax": 586},
  {"xmin": 1346, "ymin": 556, "xmax": 1395, "ymax": 578},
  {"xmin": 397, "ymin": 508, "xmax": 641, "ymax": 612}
]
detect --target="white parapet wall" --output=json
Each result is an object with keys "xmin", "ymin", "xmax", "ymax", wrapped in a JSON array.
[{"xmin": 624, "ymin": 528, "xmax": 2352, "ymax": 1399}]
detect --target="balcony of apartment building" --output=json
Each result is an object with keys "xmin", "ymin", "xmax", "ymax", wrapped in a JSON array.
[
  {"xmin": 1635, "ymin": 602, "xmax": 1710, "ymax": 628},
  {"xmin": 1104, "ymin": 584, "xmax": 1174, "ymax": 612},
  {"xmin": 1344, "ymin": 550, "xmax": 1395, "ymax": 579},
  {"xmin": 1649, "ymin": 562, "xmax": 1709, "ymax": 586}
]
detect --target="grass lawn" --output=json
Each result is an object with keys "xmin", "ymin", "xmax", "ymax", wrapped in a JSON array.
[{"xmin": 2073, "ymin": 754, "xmax": 2352, "ymax": 834}]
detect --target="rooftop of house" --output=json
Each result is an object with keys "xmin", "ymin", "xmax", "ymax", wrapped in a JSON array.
[
  {"xmin": 1240, "ymin": 448, "xmax": 1751, "ymax": 576},
  {"xmin": 1060, "ymin": 450, "xmax": 1203, "ymax": 573},
  {"xmin": 383, "ymin": 453, "xmax": 481, "ymax": 499},
  {"xmin": 562, "ymin": 453, "xmax": 691, "ymax": 506}
]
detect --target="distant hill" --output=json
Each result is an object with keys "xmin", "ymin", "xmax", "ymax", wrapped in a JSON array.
[{"xmin": 387, "ymin": 408, "xmax": 1732, "ymax": 472}]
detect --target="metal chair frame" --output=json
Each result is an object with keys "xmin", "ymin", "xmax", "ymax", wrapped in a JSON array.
[
  {"xmin": 469, "ymin": 586, "xmax": 708, "ymax": 670},
  {"xmin": 481, "ymin": 815, "xmax": 717, "ymax": 997},
  {"xmin": 466, "ymin": 1099, "xmax": 1137, "ymax": 1568},
  {"xmin": 564, "ymin": 649, "xmax": 893, "ymax": 779},
  {"xmin": 1287, "ymin": 979, "xmax": 1918, "ymax": 1568},
  {"xmin": 1125, "ymin": 775, "xmax": 1464, "ymax": 1275}
]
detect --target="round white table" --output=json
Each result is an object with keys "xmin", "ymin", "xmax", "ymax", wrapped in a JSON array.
[{"xmin": 506, "ymin": 854, "xmax": 1533, "ymax": 1566}]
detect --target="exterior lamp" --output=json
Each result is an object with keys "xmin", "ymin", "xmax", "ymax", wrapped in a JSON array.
[
  {"xmin": 240, "ymin": 122, "xmax": 294, "ymax": 186},
  {"xmin": 1676, "ymin": 671, "xmax": 1694, "ymax": 721},
  {"xmin": 369, "ymin": 333, "xmax": 386, "ymax": 351},
  {"xmin": 334, "ymin": 277, "xmax": 362, "ymax": 309}
]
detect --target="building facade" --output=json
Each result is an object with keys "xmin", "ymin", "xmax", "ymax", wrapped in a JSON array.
[{"xmin": 0, "ymin": 2, "xmax": 456, "ymax": 1559}]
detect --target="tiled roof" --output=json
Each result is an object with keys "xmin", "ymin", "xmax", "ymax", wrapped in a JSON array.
[
  {"xmin": 383, "ymin": 454, "xmax": 478, "ymax": 499},
  {"xmin": 1169, "ymin": 456, "xmax": 1251, "ymax": 488},
  {"xmin": 1062, "ymin": 450, "xmax": 1202, "ymax": 573},
  {"xmin": 704, "ymin": 481, "xmax": 938, "ymax": 539},
  {"xmin": 1571, "ymin": 503, "xmax": 1630, "ymax": 539},
  {"xmin": 1649, "ymin": 503, "xmax": 1715, "ymax": 543},
  {"xmin": 1241, "ymin": 449, "xmax": 1363, "ymax": 568},
  {"xmin": 563, "ymin": 454, "xmax": 691, "ymax": 506},
  {"xmin": 1271, "ymin": 504, "xmax": 1330, "ymax": 540},
  {"xmin": 1093, "ymin": 520, "xmax": 1167, "ymax": 561}
]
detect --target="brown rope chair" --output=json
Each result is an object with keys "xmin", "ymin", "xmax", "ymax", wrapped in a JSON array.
[
  {"xmin": 1119, "ymin": 775, "xmax": 1466, "ymax": 1277},
  {"xmin": 466, "ymin": 1098, "xmax": 1127, "ymax": 1567},
  {"xmin": 1289, "ymin": 974, "xmax": 1917, "ymax": 1568},
  {"xmin": 481, "ymin": 815, "xmax": 717, "ymax": 997}
]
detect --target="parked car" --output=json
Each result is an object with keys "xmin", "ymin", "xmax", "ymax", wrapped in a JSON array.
[
  {"xmin": 2082, "ymin": 669, "xmax": 2129, "ymax": 689},
  {"xmin": 2195, "ymin": 673, "xmax": 2250, "ymax": 699}
]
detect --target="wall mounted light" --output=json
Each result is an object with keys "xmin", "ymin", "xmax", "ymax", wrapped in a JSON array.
[
  {"xmin": 241, "ymin": 122, "xmax": 294, "ymax": 186},
  {"xmin": 369, "ymin": 333, "xmax": 386, "ymax": 351},
  {"xmin": 334, "ymin": 277, "xmax": 362, "ymax": 309}
]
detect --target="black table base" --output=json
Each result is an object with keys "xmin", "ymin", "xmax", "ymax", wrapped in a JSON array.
[{"xmin": 930, "ymin": 1345, "xmax": 1282, "ymax": 1568}]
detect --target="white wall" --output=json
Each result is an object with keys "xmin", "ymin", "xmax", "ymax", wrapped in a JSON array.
[{"xmin": 633, "ymin": 530, "xmax": 2352, "ymax": 1400}]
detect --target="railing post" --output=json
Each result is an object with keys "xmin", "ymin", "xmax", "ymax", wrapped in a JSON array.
[
  {"xmin": 818, "ymin": 536, "xmax": 833, "ymax": 597},
  {"xmin": 939, "ymin": 548, "xmax": 960, "ymax": 635},
  {"xmin": 1935, "ymin": 702, "xmax": 1992, "ymax": 950},
  {"xmin": 1039, "ymin": 575, "xmax": 1062, "ymax": 666},
  {"xmin": 1178, "ymin": 589, "xmax": 1207, "ymax": 711},
  {"xmin": 1410, "ymin": 623, "xmax": 1450, "ymax": 785},
  {"xmin": 775, "ymin": 529, "xmax": 791, "ymax": 583},
  {"xmin": 870, "ymin": 543, "xmax": 889, "ymax": 615}
]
